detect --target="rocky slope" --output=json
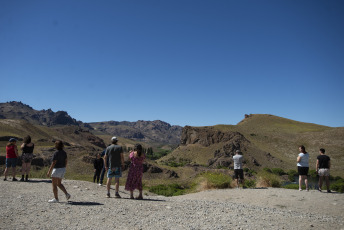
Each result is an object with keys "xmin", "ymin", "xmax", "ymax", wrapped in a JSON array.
[
  {"xmin": 89, "ymin": 120, "xmax": 183, "ymax": 145},
  {"xmin": 0, "ymin": 101, "xmax": 84, "ymax": 127}
]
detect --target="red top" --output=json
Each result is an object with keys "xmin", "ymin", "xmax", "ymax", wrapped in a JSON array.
[{"xmin": 6, "ymin": 145, "xmax": 17, "ymax": 158}]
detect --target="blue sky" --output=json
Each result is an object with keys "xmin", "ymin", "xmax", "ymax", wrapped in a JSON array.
[{"xmin": 1, "ymin": 0, "xmax": 343, "ymax": 127}]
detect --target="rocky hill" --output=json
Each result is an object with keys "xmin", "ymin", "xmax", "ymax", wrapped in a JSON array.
[
  {"xmin": 161, "ymin": 114, "xmax": 344, "ymax": 176},
  {"xmin": 0, "ymin": 101, "xmax": 84, "ymax": 127},
  {"xmin": 88, "ymin": 120, "xmax": 183, "ymax": 146}
]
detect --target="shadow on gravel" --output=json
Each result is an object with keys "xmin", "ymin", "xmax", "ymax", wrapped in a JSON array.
[
  {"xmin": 121, "ymin": 198, "xmax": 166, "ymax": 202},
  {"xmin": 26, "ymin": 179, "xmax": 52, "ymax": 183},
  {"xmin": 67, "ymin": 201, "xmax": 103, "ymax": 206}
]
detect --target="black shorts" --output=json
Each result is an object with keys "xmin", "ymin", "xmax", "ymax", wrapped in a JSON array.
[
  {"xmin": 298, "ymin": 166, "xmax": 309, "ymax": 176},
  {"xmin": 234, "ymin": 169, "xmax": 244, "ymax": 179}
]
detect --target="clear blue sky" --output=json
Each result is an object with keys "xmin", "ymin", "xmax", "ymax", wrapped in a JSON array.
[{"xmin": 1, "ymin": 0, "xmax": 343, "ymax": 127}]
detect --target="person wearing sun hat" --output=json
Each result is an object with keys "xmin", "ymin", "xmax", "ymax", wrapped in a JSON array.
[{"xmin": 3, "ymin": 138, "xmax": 19, "ymax": 181}]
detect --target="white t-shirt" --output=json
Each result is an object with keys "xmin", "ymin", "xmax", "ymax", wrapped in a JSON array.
[
  {"xmin": 297, "ymin": 153, "xmax": 309, "ymax": 167},
  {"xmin": 233, "ymin": 154, "xmax": 243, "ymax": 169}
]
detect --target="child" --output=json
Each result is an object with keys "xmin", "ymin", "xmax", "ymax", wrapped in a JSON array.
[
  {"xmin": 125, "ymin": 144, "xmax": 145, "ymax": 199},
  {"xmin": 4, "ymin": 138, "xmax": 19, "ymax": 181},
  {"xmin": 46, "ymin": 140, "xmax": 71, "ymax": 203}
]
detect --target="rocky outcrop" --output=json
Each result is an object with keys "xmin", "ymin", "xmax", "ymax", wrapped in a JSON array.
[
  {"xmin": 0, "ymin": 101, "xmax": 83, "ymax": 127},
  {"xmin": 180, "ymin": 126, "xmax": 254, "ymax": 168},
  {"xmin": 89, "ymin": 120, "xmax": 183, "ymax": 145},
  {"xmin": 180, "ymin": 126, "xmax": 250, "ymax": 147}
]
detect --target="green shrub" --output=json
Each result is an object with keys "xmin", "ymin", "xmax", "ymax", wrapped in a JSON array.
[
  {"xmin": 330, "ymin": 181, "xmax": 344, "ymax": 193},
  {"xmin": 263, "ymin": 167, "xmax": 272, "ymax": 173},
  {"xmin": 258, "ymin": 171, "xmax": 281, "ymax": 188},
  {"xmin": 149, "ymin": 184, "xmax": 185, "ymax": 196},
  {"xmin": 271, "ymin": 168, "xmax": 286, "ymax": 176},
  {"xmin": 283, "ymin": 184, "xmax": 308, "ymax": 190},
  {"xmin": 334, "ymin": 176, "xmax": 343, "ymax": 181},
  {"xmin": 309, "ymin": 169, "xmax": 317, "ymax": 178},
  {"xmin": 243, "ymin": 168, "xmax": 257, "ymax": 176},
  {"xmin": 200, "ymin": 172, "xmax": 231, "ymax": 189},
  {"xmin": 244, "ymin": 179, "xmax": 256, "ymax": 188},
  {"xmin": 283, "ymin": 184, "xmax": 299, "ymax": 190},
  {"xmin": 162, "ymin": 157, "xmax": 191, "ymax": 167},
  {"xmin": 287, "ymin": 169, "xmax": 298, "ymax": 182}
]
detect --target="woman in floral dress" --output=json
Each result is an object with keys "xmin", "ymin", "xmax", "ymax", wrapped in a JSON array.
[{"xmin": 125, "ymin": 144, "xmax": 145, "ymax": 199}]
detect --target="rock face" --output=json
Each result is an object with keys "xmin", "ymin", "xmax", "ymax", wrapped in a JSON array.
[
  {"xmin": 0, "ymin": 101, "xmax": 82, "ymax": 126},
  {"xmin": 180, "ymin": 126, "xmax": 258, "ymax": 169},
  {"xmin": 89, "ymin": 120, "xmax": 183, "ymax": 145},
  {"xmin": 180, "ymin": 126, "xmax": 249, "ymax": 148}
]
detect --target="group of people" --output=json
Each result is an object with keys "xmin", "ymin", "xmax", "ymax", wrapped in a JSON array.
[
  {"xmin": 97, "ymin": 136, "xmax": 145, "ymax": 199},
  {"xmin": 3, "ymin": 136, "xmax": 35, "ymax": 182},
  {"xmin": 297, "ymin": 145, "xmax": 331, "ymax": 192},
  {"xmin": 233, "ymin": 146, "xmax": 332, "ymax": 193},
  {"xmin": 3, "ymin": 136, "xmax": 333, "ymax": 203}
]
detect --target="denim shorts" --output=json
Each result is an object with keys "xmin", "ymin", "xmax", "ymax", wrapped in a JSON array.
[
  {"xmin": 6, "ymin": 158, "xmax": 17, "ymax": 168},
  {"xmin": 107, "ymin": 167, "xmax": 122, "ymax": 178},
  {"xmin": 51, "ymin": 168, "xmax": 66, "ymax": 178}
]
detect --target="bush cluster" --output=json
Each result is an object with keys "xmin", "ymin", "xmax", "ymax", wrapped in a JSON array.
[
  {"xmin": 258, "ymin": 171, "xmax": 281, "ymax": 187},
  {"xmin": 200, "ymin": 172, "xmax": 231, "ymax": 189},
  {"xmin": 148, "ymin": 184, "xmax": 185, "ymax": 196}
]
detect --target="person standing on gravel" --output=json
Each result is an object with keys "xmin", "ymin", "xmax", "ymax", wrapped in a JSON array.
[
  {"xmin": 316, "ymin": 148, "xmax": 331, "ymax": 193},
  {"xmin": 20, "ymin": 135, "xmax": 34, "ymax": 182},
  {"xmin": 233, "ymin": 150, "xmax": 244, "ymax": 188},
  {"xmin": 297, "ymin": 145, "xmax": 309, "ymax": 191},
  {"xmin": 93, "ymin": 153, "xmax": 103, "ymax": 184},
  {"xmin": 3, "ymin": 138, "xmax": 19, "ymax": 181},
  {"xmin": 125, "ymin": 144, "xmax": 145, "ymax": 200},
  {"xmin": 46, "ymin": 140, "xmax": 71, "ymax": 203},
  {"xmin": 104, "ymin": 137, "xmax": 124, "ymax": 198}
]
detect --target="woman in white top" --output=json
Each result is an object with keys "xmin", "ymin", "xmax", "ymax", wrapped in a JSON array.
[{"xmin": 297, "ymin": 145, "xmax": 309, "ymax": 191}]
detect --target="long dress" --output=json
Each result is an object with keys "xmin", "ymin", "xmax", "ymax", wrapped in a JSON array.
[{"xmin": 125, "ymin": 151, "xmax": 145, "ymax": 191}]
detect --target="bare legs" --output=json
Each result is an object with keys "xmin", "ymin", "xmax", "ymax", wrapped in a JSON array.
[
  {"xmin": 299, "ymin": 175, "xmax": 308, "ymax": 190},
  {"xmin": 21, "ymin": 162, "xmax": 31, "ymax": 181},
  {"xmin": 51, "ymin": 177, "xmax": 68, "ymax": 200},
  {"xmin": 4, "ymin": 167, "xmax": 17, "ymax": 180},
  {"xmin": 107, "ymin": 177, "xmax": 120, "ymax": 195},
  {"xmin": 318, "ymin": 176, "xmax": 330, "ymax": 191}
]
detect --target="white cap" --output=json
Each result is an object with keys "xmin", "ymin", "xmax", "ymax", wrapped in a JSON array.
[{"xmin": 111, "ymin": 136, "xmax": 118, "ymax": 141}]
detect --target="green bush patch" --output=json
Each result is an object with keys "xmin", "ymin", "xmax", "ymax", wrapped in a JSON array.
[{"xmin": 149, "ymin": 184, "xmax": 185, "ymax": 197}]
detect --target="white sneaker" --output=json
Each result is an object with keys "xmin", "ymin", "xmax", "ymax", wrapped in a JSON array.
[
  {"xmin": 98, "ymin": 183, "xmax": 102, "ymax": 186},
  {"xmin": 66, "ymin": 193, "xmax": 71, "ymax": 200},
  {"xmin": 48, "ymin": 198, "xmax": 59, "ymax": 203}
]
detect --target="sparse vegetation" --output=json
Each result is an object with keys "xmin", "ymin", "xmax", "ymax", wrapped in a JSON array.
[
  {"xmin": 271, "ymin": 168, "xmax": 286, "ymax": 176},
  {"xmin": 146, "ymin": 149, "xmax": 172, "ymax": 160},
  {"xmin": 244, "ymin": 179, "xmax": 256, "ymax": 188},
  {"xmin": 148, "ymin": 183, "xmax": 185, "ymax": 196},
  {"xmin": 198, "ymin": 172, "xmax": 232, "ymax": 189},
  {"xmin": 243, "ymin": 168, "xmax": 257, "ymax": 176},
  {"xmin": 287, "ymin": 169, "xmax": 298, "ymax": 182},
  {"xmin": 258, "ymin": 171, "xmax": 281, "ymax": 188},
  {"xmin": 330, "ymin": 178, "xmax": 344, "ymax": 193},
  {"xmin": 162, "ymin": 157, "xmax": 191, "ymax": 167}
]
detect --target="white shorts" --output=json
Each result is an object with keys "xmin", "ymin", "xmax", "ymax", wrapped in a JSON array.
[
  {"xmin": 318, "ymin": 168, "xmax": 330, "ymax": 177},
  {"xmin": 51, "ymin": 168, "xmax": 66, "ymax": 178}
]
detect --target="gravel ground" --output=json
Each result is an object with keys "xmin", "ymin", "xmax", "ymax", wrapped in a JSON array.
[{"xmin": 0, "ymin": 178, "xmax": 343, "ymax": 230}]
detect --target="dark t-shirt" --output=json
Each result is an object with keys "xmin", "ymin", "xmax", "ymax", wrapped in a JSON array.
[
  {"xmin": 22, "ymin": 143, "xmax": 34, "ymax": 153},
  {"xmin": 105, "ymin": 145, "xmax": 123, "ymax": 168},
  {"xmin": 52, "ymin": 150, "xmax": 67, "ymax": 168},
  {"xmin": 317, "ymin": 155, "xmax": 330, "ymax": 169}
]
